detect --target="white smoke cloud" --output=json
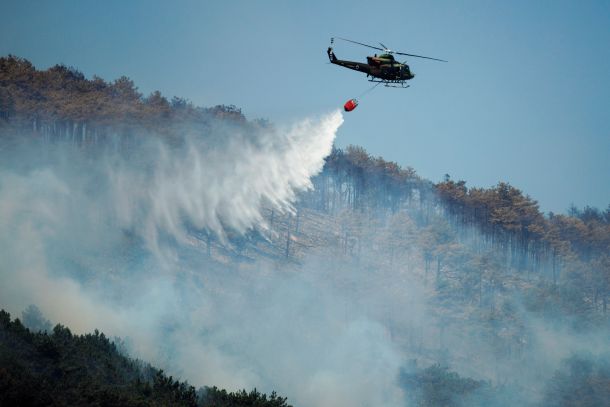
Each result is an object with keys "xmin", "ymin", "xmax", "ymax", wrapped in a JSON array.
[{"xmin": 1, "ymin": 110, "xmax": 415, "ymax": 407}]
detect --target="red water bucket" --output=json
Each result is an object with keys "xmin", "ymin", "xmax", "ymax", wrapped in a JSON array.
[{"xmin": 344, "ymin": 98, "xmax": 358, "ymax": 112}]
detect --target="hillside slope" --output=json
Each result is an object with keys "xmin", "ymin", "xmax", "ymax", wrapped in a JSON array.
[{"xmin": 1, "ymin": 55, "xmax": 609, "ymax": 406}]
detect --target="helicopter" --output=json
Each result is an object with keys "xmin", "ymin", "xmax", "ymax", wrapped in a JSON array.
[{"xmin": 327, "ymin": 37, "xmax": 447, "ymax": 88}]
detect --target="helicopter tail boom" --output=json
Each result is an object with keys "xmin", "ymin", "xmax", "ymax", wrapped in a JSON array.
[{"xmin": 327, "ymin": 47, "xmax": 371, "ymax": 75}]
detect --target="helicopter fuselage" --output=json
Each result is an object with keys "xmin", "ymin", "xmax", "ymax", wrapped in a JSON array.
[{"xmin": 327, "ymin": 47, "xmax": 414, "ymax": 82}]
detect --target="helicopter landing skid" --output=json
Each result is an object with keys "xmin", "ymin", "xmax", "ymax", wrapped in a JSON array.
[{"xmin": 368, "ymin": 79, "xmax": 410, "ymax": 88}]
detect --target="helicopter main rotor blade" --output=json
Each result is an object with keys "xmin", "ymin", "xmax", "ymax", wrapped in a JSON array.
[
  {"xmin": 394, "ymin": 51, "xmax": 448, "ymax": 62},
  {"xmin": 335, "ymin": 37, "xmax": 448, "ymax": 62},
  {"xmin": 335, "ymin": 37, "xmax": 385, "ymax": 52}
]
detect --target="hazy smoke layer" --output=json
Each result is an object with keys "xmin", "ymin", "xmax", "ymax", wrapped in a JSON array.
[
  {"xmin": 4, "ymin": 107, "xmax": 608, "ymax": 406},
  {"xmin": 5, "ymin": 106, "xmax": 610, "ymax": 407},
  {"xmin": 0, "ymin": 110, "xmax": 408, "ymax": 407}
]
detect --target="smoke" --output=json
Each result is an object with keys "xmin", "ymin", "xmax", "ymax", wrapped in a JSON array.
[
  {"xmin": 3, "ymin": 107, "xmax": 607, "ymax": 407},
  {"xmin": 0, "ymin": 110, "xmax": 406, "ymax": 407}
]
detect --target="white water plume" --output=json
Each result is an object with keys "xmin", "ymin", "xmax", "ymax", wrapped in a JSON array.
[{"xmin": 108, "ymin": 110, "xmax": 343, "ymax": 255}]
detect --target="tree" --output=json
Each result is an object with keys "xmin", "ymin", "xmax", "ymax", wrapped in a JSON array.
[{"xmin": 543, "ymin": 354, "xmax": 610, "ymax": 407}]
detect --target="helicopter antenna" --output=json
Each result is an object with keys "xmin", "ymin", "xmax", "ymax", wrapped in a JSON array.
[{"xmin": 334, "ymin": 37, "xmax": 447, "ymax": 62}]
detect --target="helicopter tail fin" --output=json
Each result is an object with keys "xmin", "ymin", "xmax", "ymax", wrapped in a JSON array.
[{"xmin": 327, "ymin": 47, "xmax": 337, "ymax": 62}]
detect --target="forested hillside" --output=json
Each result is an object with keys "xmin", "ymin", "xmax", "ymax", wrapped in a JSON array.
[
  {"xmin": 0, "ymin": 55, "xmax": 247, "ymax": 141},
  {"xmin": 310, "ymin": 147, "xmax": 610, "ymax": 318},
  {"xmin": 1, "ymin": 55, "xmax": 609, "ymax": 406},
  {"xmin": 0, "ymin": 309, "xmax": 291, "ymax": 407}
]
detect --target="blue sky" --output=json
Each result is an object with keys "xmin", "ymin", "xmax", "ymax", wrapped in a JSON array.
[{"xmin": 2, "ymin": 0, "xmax": 609, "ymax": 214}]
